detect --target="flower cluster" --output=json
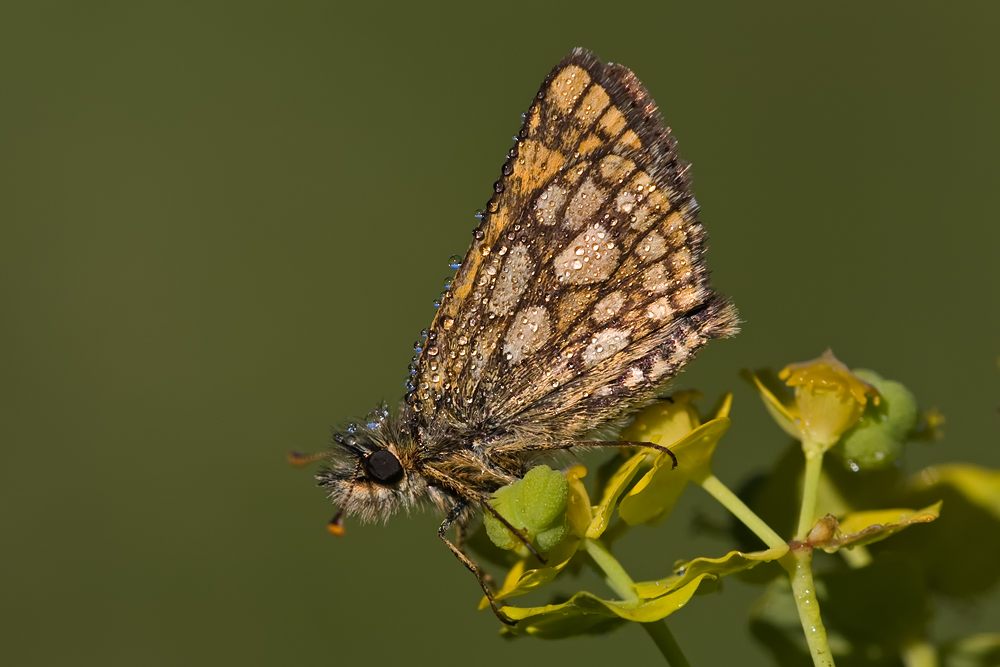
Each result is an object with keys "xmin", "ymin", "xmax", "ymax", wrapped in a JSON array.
[{"xmin": 470, "ymin": 351, "xmax": 1000, "ymax": 666}]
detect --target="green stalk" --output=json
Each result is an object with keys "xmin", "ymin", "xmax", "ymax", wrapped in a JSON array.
[
  {"xmin": 699, "ymin": 473, "xmax": 787, "ymax": 550},
  {"xmin": 781, "ymin": 549, "xmax": 835, "ymax": 667},
  {"xmin": 641, "ymin": 620, "xmax": 692, "ymax": 667},
  {"xmin": 583, "ymin": 537, "xmax": 637, "ymax": 603},
  {"xmin": 583, "ymin": 538, "xmax": 690, "ymax": 666},
  {"xmin": 796, "ymin": 446, "xmax": 826, "ymax": 539}
]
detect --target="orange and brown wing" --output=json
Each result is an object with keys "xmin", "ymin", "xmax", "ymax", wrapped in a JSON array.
[{"xmin": 405, "ymin": 48, "xmax": 737, "ymax": 441}]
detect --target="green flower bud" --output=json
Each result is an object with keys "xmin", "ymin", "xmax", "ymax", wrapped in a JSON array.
[{"xmin": 484, "ymin": 465, "xmax": 569, "ymax": 553}]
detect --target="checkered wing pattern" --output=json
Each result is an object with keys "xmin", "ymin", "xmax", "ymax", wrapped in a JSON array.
[{"xmin": 406, "ymin": 49, "xmax": 738, "ymax": 444}]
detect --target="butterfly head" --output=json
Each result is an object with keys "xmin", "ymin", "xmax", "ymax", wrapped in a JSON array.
[{"xmin": 316, "ymin": 410, "xmax": 425, "ymax": 531}]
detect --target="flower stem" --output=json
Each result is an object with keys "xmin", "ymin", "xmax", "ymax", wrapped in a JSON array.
[
  {"xmin": 641, "ymin": 620, "xmax": 692, "ymax": 667},
  {"xmin": 781, "ymin": 549, "xmax": 835, "ymax": 667},
  {"xmin": 583, "ymin": 537, "xmax": 637, "ymax": 603},
  {"xmin": 796, "ymin": 447, "xmax": 826, "ymax": 539},
  {"xmin": 583, "ymin": 538, "xmax": 690, "ymax": 666},
  {"xmin": 699, "ymin": 473, "xmax": 787, "ymax": 550}
]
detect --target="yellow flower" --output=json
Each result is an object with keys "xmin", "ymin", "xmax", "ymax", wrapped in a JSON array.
[{"xmin": 747, "ymin": 350, "xmax": 880, "ymax": 452}]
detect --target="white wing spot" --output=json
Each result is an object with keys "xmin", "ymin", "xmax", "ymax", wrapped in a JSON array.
[
  {"xmin": 563, "ymin": 178, "xmax": 606, "ymax": 231},
  {"xmin": 646, "ymin": 296, "xmax": 675, "ymax": 321},
  {"xmin": 593, "ymin": 291, "xmax": 625, "ymax": 323},
  {"xmin": 642, "ymin": 263, "xmax": 671, "ymax": 294},
  {"xmin": 503, "ymin": 306, "xmax": 551, "ymax": 364},
  {"xmin": 672, "ymin": 285, "xmax": 702, "ymax": 311},
  {"xmin": 582, "ymin": 327, "xmax": 630, "ymax": 367},
  {"xmin": 488, "ymin": 245, "xmax": 533, "ymax": 315},
  {"xmin": 554, "ymin": 224, "xmax": 620, "ymax": 285},
  {"xmin": 624, "ymin": 366, "xmax": 645, "ymax": 388},
  {"xmin": 649, "ymin": 355, "xmax": 673, "ymax": 380},
  {"xmin": 637, "ymin": 230, "xmax": 668, "ymax": 261},
  {"xmin": 670, "ymin": 249, "xmax": 693, "ymax": 282},
  {"xmin": 534, "ymin": 183, "xmax": 569, "ymax": 225}
]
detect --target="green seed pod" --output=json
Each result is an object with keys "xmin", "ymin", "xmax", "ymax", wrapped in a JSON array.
[
  {"xmin": 837, "ymin": 369, "xmax": 919, "ymax": 471},
  {"xmin": 483, "ymin": 465, "xmax": 569, "ymax": 553}
]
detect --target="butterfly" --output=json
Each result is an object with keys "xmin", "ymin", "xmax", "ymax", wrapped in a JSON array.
[{"xmin": 303, "ymin": 47, "xmax": 738, "ymax": 624}]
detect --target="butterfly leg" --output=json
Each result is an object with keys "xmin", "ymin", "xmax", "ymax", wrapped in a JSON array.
[
  {"xmin": 453, "ymin": 522, "xmax": 497, "ymax": 590},
  {"xmin": 439, "ymin": 501, "xmax": 515, "ymax": 626}
]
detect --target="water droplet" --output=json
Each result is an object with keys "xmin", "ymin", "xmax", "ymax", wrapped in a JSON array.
[
  {"xmin": 448, "ymin": 254, "xmax": 462, "ymax": 269},
  {"xmin": 413, "ymin": 342, "xmax": 423, "ymax": 353},
  {"xmin": 427, "ymin": 347, "xmax": 439, "ymax": 356},
  {"xmin": 432, "ymin": 299, "xmax": 441, "ymax": 308},
  {"xmin": 474, "ymin": 209, "xmax": 484, "ymax": 219},
  {"xmin": 571, "ymin": 259, "xmax": 583, "ymax": 270}
]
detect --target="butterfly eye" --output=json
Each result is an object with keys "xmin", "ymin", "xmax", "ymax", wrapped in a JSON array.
[{"xmin": 365, "ymin": 450, "xmax": 403, "ymax": 485}]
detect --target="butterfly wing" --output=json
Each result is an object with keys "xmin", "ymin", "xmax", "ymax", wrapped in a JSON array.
[{"xmin": 406, "ymin": 48, "xmax": 738, "ymax": 443}]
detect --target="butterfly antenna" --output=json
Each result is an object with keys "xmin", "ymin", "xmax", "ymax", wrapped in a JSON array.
[
  {"xmin": 328, "ymin": 507, "xmax": 346, "ymax": 536},
  {"xmin": 287, "ymin": 449, "xmax": 331, "ymax": 467},
  {"xmin": 327, "ymin": 482, "xmax": 357, "ymax": 537}
]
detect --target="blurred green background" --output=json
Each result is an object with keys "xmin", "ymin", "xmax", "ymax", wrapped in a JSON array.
[{"xmin": 2, "ymin": 2, "xmax": 998, "ymax": 665}]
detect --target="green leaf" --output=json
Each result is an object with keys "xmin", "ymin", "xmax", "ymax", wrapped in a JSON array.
[
  {"xmin": 912, "ymin": 464, "xmax": 1000, "ymax": 519},
  {"xmin": 810, "ymin": 502, "xmax": 941, "ymax": 553},
  {"xmin": 480, "ymin": 537, "xmax": 581, "ymax": 606},
  {"xmin": 619, "ymin": 418, "xmax": 731, "ymax": 526},
  {"xmin": 889, "ymin": 464, "xmax": 1000, "ymax": 599},
  {"xmin": 633, "ymin": 545, "xmax": 788, "ymax": 600},
  {"xmin": 500, "ymin": 576, "xmax": 711, "ymax": 639},
  {"xmin": 586, "ymin": 451, "xmax": 646, "ymax": 538}
]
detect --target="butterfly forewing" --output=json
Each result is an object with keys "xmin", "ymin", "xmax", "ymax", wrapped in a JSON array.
[{"xmin": 406, "ymin": 49, "xmax": 737, "ymax": 445}]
